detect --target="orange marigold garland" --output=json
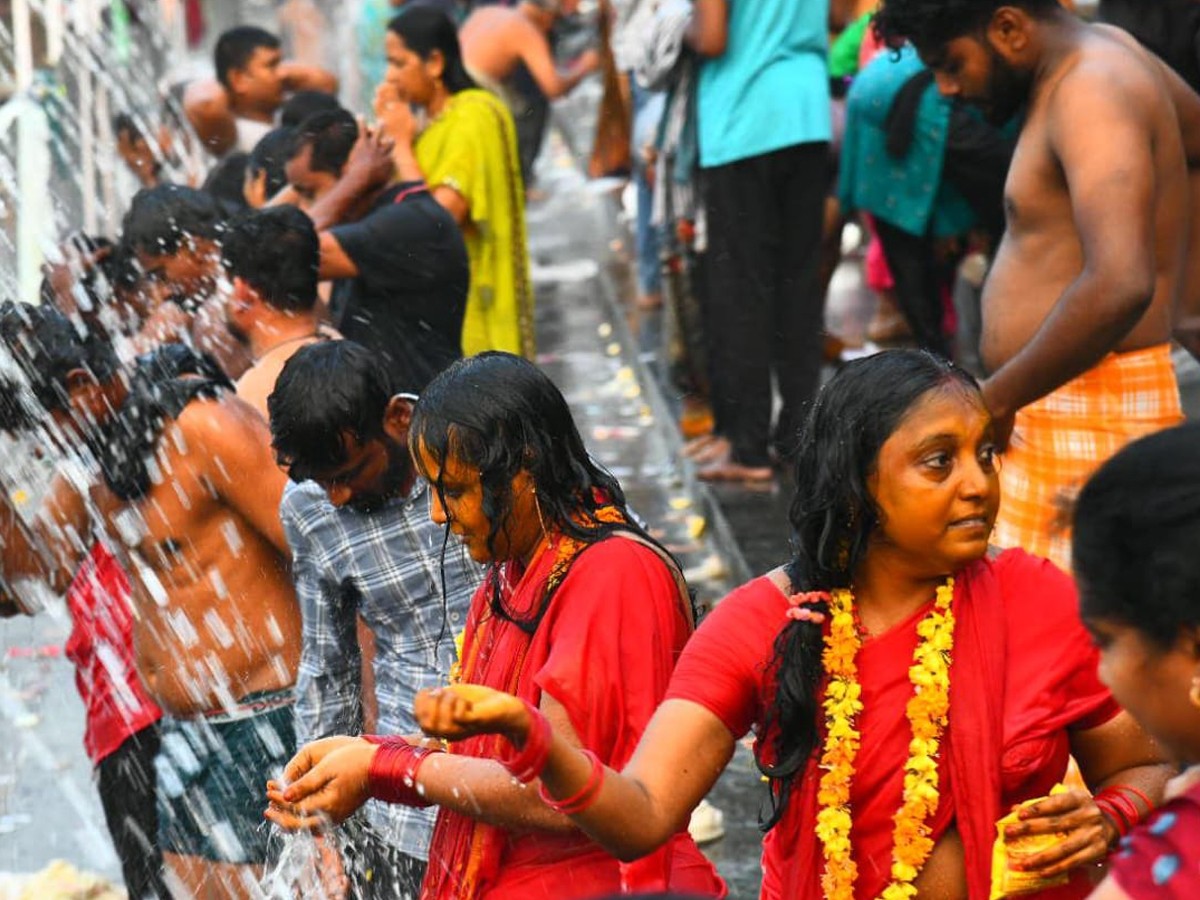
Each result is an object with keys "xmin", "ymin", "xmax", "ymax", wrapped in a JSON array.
[{"xmin": 816, "ymin": 578, "xmax": 956, "ymax": 900}]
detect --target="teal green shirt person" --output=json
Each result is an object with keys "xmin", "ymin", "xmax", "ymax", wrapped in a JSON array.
[
  {"xmin": 838, "ymin": 44, "xmax": 976, "ymax": 239},
  {"xmin": 697, "ymin": 0, "xmax": 831, "ymax": 168}
]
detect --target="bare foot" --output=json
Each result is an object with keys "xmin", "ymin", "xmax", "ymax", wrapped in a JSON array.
[
  {"xmin": 696, "ymin": 459, "xmax": 776, "ymax": 484},
  {"xmin": 682, "ymin": 433, "xmax": 722, "ymax": 459},
  {"xmin": 823, "ymin": 332, "xmax": 846, "ymax": 364},
  {"xmin": 696, "ymin": 446, "xmax": 775, "ymax": 484},
  {"xmin": 684, "ymin": 435, "xmax": 732, "ymax": 466},
  {"xmin": 867, "ymin": 300, "xmax": 913, "ymax": 344}
]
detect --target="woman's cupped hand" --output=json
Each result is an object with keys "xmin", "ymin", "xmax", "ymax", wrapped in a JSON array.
[
  {"xmin": 264, "ymin": 735, "xmax": 378, "ymax": 832},
  {"xmin": 415, "ymin": 684, "xmax": 531, "ymax": 743}
]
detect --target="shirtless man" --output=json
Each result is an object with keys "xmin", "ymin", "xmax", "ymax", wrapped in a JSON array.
[
  {"xmin": 459, "ymin": 0, "xmax": 599, "ymax": 180},
  {"xmin": 185, "ymin": 26, "xmax": 338, "ymax": 158},
  {"xmin": 0, "ymin": 304, "xmax": 301, "ymax": 900},
  {"xmin": 460, "ymin": 1, "xmax": 598, "ymax": 102},
  {"xmin": 221, "ymin": 205, "xmax": 327, "ymax": 418},
  {"xmin": 875, "ymin": 0, "xmax": 1191, "ymax": 571}
]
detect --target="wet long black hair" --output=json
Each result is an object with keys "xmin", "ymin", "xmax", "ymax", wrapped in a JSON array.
[
  {"xmin": 756, "ymin": 349, "xmax": 980, "ymax": 829},
  {"xmin": 387, "ymin": 6, "xmax": 477, "ymax": 95},
  {"xmin": 410, "ymin": 352, "xmax": 666, "ymax": 634}
]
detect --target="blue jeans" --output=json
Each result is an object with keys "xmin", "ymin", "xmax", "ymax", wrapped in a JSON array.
[{"xmin": 631, "ymin": 77, "xmax": 666, "ymax": 298}]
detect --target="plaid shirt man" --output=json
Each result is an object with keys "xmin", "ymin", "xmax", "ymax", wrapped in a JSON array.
[{"xmin": 281, "ymin": 477, "xmax": 481, "ymax": 860}]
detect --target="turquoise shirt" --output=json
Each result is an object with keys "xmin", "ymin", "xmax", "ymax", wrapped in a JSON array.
[
  {"xmin": 837, "ymin": 46, "xmax": 976, "ymax": 239},
  {"xmin": 697, "ymin": 0, "xmax": 831, "ymax": 169},
  {"xmin": 355, "ymin": 0, "xmax": 393, "ymax": 113}
]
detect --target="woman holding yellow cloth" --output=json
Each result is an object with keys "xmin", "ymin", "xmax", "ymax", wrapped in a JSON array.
[{"xmin": 375, "ymin": 7, "xmax": 535, "ymax": 359}]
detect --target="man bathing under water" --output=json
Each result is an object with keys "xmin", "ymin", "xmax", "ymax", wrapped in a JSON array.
[
  {"xmin": 875, "ymin": 0, "xmax": 1196, "ymax": 571},
  {"xmin": 0, "ymin": 305, "xmax": 301, "ymax": 900}
]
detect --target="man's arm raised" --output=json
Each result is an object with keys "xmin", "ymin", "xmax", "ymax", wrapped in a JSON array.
[
  {"xmin": 279, "ymin": 62, "xmax": 338, "ymax": 96},
  {"xmin": 182, "ymin": 80, "xmax": 238, "ymax": 157},
  {"xmin": 981, "ymin": 70, "xmax": 1158, "ymax": 424},
  {"xmin": 516, "ymin": 20, "xmax": 598, "ymax": 100},
  {"xmin": 305, "ymin": 124, "xmax": 396, "ymax": 233}
]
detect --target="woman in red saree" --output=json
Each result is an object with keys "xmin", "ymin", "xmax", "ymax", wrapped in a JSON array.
[
  {"xmin": 415, "ymin": 349, "xmax": 1173, "ymax": 899},
  {"xmin": 265, "ymin": 352, "xmax": 724, "ymax": 899},
  {"xmin": 1070, "ymin": 424, "xmax": 1200, "ymax": 900}
]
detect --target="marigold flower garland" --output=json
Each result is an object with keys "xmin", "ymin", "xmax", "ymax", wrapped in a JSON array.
[{"xmin": 816, "ymin": 578, "xmax": 955, "ymax": 900}]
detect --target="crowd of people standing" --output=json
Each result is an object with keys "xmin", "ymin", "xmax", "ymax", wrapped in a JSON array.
[{"xmin": 3, "ymin": 1, "xmax": 1200, "ymax": 900}]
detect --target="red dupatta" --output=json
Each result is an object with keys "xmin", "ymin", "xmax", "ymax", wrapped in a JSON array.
[
  {"xmin": 765, "ymin": 569, "xmax": 1010, "ymax": 899},
  {"xmin": 422, "ymin": 506, "xmax": 644, "ymax": 900},
  {"xmin": 420, "ymin": 549, "xmax": 551, "ymax": 900}
]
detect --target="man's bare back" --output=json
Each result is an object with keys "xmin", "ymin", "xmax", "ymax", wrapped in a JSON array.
[
  {"xmin": 109, "ymin": 395, "xmax": 299, "ymax": 715},
  {"xmin": 461, "ymin": 5, "xmax": 534, "ymax": 84},
  {"xmin": 460, "ymin": 2, "xmax": 597, "ymax": 99},
  {"xmin": 982, "ymin": 23, "xmax": 1183, "ymax": 379},
  {"xmin": 32, "ymin": 392, "xmax": 300, "ymax": 717}
]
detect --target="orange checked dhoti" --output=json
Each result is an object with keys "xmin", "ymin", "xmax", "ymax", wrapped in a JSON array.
[{"xmin": 993, "ymin": 344, "xmax": 1183, "ymax": 572}]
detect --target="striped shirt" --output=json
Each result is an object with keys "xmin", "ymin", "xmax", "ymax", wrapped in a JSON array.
[{"xmin": 280, "ymin": 477, "xmax": 482, "ymax": 860}]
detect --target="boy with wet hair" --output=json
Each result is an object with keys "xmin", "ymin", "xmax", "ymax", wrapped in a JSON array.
[
  {"xmin": 281, "ymin": 115, "xmax": 469, "ymax": 393},
  {"xmin": 120, "ymin": 184, "xmax": 251, "ymax": 379}
]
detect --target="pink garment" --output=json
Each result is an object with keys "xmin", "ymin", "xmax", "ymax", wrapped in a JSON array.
[{"xmin": 864, "ymin": 226, "xmax": 895, "ymax": 293}]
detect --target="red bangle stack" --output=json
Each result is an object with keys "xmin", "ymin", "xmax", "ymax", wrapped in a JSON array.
[
  {"xmin": 501, "ymin": 700, "xmax": 553, "ymax": 783},
  {"xmin": 538, "ymin": 749, "xmax": 606, "ymax": 815},
  {"xmin": 365, "ymin": 736, "xmax": 442, "ymax": 808},
  {"xmin": 1095, "ymin": 785, "xmax": 1153, "ymax": 844}
]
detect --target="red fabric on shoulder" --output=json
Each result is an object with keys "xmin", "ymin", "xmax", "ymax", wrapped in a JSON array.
[
  {"xmin": 664, "ymin": 575, "xmax": 789, "ymax": 739},
  {"xmin": 533, "ymin": 538, "xmax": 692, "ymax": 767},
  {"xmin": 993, "ymin": 549, "xmax": 1120, "ymax": 741}
]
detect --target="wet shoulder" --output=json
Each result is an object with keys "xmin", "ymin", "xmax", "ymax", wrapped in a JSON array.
[
  {"xmin": 171, "ymin": 391, "xmax": 258, "ymax": 444},
  {"xmin": 169, "ymin": 393, "xmax": 272, "ymax": 482}
]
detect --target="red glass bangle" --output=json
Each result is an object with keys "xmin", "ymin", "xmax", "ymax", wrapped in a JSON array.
[
  {"xmin": 538, "ymin": 749, "xmax": 606, "ymax": 816},
  {"xmin": 501, "ymin": 700, "xmax": 553, "ymax": 783},
  {"xmin": 1095, "ymin": 784, "xmax": 1151, "ymax": 845},
  {"xmin": 1095, "ymin": 797, "xmax": 1131, "ymax": 837},
  {"xmin": 367, "ymin": 739, "xmax": 441, "ymax": 807},
  {"xmin": 1102, "ymin": 789, "xmax": 1141, "ymax": 825},
  {"xmin": 1113, "ymin": 784, "xmax": 1154, "ymax": 814}
]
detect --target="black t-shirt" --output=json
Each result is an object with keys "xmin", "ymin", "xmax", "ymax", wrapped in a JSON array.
[{"xmin": 329, "ymin": 182, "xmax": 469, "ymax": 393}]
